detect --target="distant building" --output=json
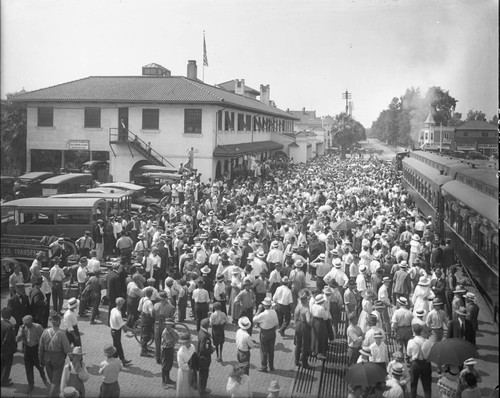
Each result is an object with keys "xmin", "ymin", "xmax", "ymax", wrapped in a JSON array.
[
  {"xmin": 418, "ymin": 112, "xmax": 454, "ymax": 150},
  {"xmin": 286, "ymin": 108, "xmax": 326, "ymax": 159},
  {"xmin": 452, "ymin": 120, "xmax": 497, "ymax": 156},
  {"xmin": 11, "ymin": 61, "xmax": 299, "ymax": 182}
]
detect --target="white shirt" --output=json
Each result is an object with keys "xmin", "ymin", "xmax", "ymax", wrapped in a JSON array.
[
  {"xmin": 87, "ymin": 258, "xmax": 101, "ymax": 274},
  {"xmin": 272, "ymin": 285, "xmax": 293, "ymax": 306},
  {"xmin": 109, "ymin": 307, "xmax": 127, "ymax": 330},
  {"xmin": 77, "ymin": 266, "xmax": 87, "ymax": 284},
  {"xmin": 49, "ymin": 265, "xmax": 65, "ymax": 282},
  {"xmin": 407, "ymin": 335, "xmax": 432, "ymax": 361},
  {"xmin": 235, "ymin": 328, "xmax": 254, "ymax": 352},
  {"xmin": 369, "ymin": 341, "xmax": 389, "ymax": 363},
  {"xmin": 253, "ymin": 309, "xmax": 279, "ymax": 330},
  {"xmin": 62, "ymin": 309, "xmax": 78, "ymax": 332}
]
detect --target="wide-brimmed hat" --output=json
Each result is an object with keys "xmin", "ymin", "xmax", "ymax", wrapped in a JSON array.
[
  {"xmin": 373, "ymin": 300, "xmax": 385, "ymax": 309},
  {"xmin": 415, "ymin": 308, "xmax": 426, "ymax": 317},
  {"xmin": 465, "ymin": 292, "xmax": 476, "ymax": 301},
  {"xmin": 322, "ymin": 286, "xmax": 333, "ymax": 295},
  {"xmin": 359, "ymin": 265, "xmax": 367, "ymax": 273},
  {"xmin": 216, "ymin": 274, "xmax": 225, "ymax": 281},
  {"xmin": 432, "ymin": 298, "xmax": 444, "ymax": 306},
  {"xmin": 412, "ymin": 234, "xmax": 420, "ymax": 241},
  {"xmin": 238, "ymin": 316, "xmax": 252, "ymax": 329},
  {"xmin": 318, "ymin": 253, "xmax": 326, "ymax": 260},
  {"xmin": 314, "ymin": 294, "xmax": 325, "ymax": 304},
  {"xmin": 178, "ymin": 332, "xmax": 192, "ymax": 343},
  {"xmin": 200, "ymin": 265, "xmax": 211, "ymax": 274},
  {"xmin": 158, "ymin": 291, "xmax": 169, "ymax": 299},
  {"xmin": 463, "ymin": 358, "xmax": 477, "ymax": 366},
  {"xmin": 68, "ymin": 346, "xmax": 85, "ymax": 357},
  {"xmin": 267, "ymin": 380, "xmax": 281, "ymax": 392},
  {"xmin": 103, "ymin": 344, "xmax": 116, "ymax": 356},
  {"xmin": 294, "ymin": 260, "xmax": 304, "ymax": 268},
  {"xmin": 397, "ymin": 297, "xmax": 408, "ymax": 306},
  {"xmin": 243, "ymin": 277, "xmax": 252, "ymax": 285},
  {"xmin": 453, "ymin": 286, "xmax": 467, "ymax": 294},
  {"xmin": 331, "ymin": 248, "xmax": 339, "ymax": 256},
  {"xmin": 373, "ymin": 252, "xmax": 381, "ymax": 259},
  {"xmin": 256, "ymin": 251, "xmax": 266, "ymax": 258},
  {"xmin": 67, "ymin": 297, "xmax": 80, "ymax": 309},
  {"xmin": 456, "ymin": 306, "xmax": 467, "ymax": 316},
  {"xmin": 363, "ymin": 289, "xmax": 376, "ymax": 299},
  {"xmin": 299, "ymin": 290, "xmax": 309, "ymax": 301},
  {"xmin": 282, "ymin": 276, "xmax": 290, "ymax": 284},
  {"xmin": 374, "ymin": 330, "xmax": 383, "ymax": 338},
  {"xmin": 41, "ymin": 267, "xmax": 51, "ymax": 274},
  {"xmin": 262, "ymin": 297, "xmax": 273, "ymax": 307},
  {"xmin": 399, "ymin": 261, "xmax": 408, "ymax": 268},
  {"xmin": 418, "ymin": 276, "xmax": 430, "ymax": 286},
  {"xmin": 333, "ymin": 258, "xmax": 342, "ymax": 268},
  {"xmin": 382, "ymin": 276, "xmax": 391, "ymax": 283},
  {"xmin": 232, "ymin": 267, "xmax": 241, "ymax": 275}
]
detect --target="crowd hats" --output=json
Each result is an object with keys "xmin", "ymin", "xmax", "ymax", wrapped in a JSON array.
[
  {"xmin": 256, "ymin": 251, "xmax": 266, "ymax": 258},
  {"xmin": 294, "ymin": 260, "xmax": 304, "ymax": 268},
  {"xmin": 359, "ymin": 265, "xmax": 367, "ymax": 273},
  {"xmin": 79, "ymin": 257, "xmax": 88, "ymax": 263},
  {"xmin": 323, "ymin": 286, "xmax": 333, "ymax": 295},
  {"xmin": 374, "ymin": 330, "xmax": 383, "ymax": 338},
  {"xmin": 267, "ymin": 380, "xmax": 281, "ymax": 392},
  {"xmin": 412, "ymin": 234, "xmax": 420, "ymax": 241},
  {"xmin": 299, "ymin": 290, "xmax": 309, "ymax": 301},
  {"xmin": 363, "ymin": 289, "xmax": 376, "ymax": 299},
  {"xmin": 200, "ymin": 265, "xmax": 211, "ymax": 274},
  {"xmin": 68, "ymin": 346, "xmax": 85, "ymax": 357},
  {"xmin": 158, "ymin": 291, "xmax": 169, "ymax": 299},
  {"xmin": 453, "ymin": 285, "xmax": 467, "ymax": 294},
  {"xmin": 432, "ymin": 298, "xmax": 444, "ymax": 306},
  {"xmin": 373, "ymin": 300, "xmax": 385, "ymax": 309},
  {"xmin": 314, "ymin": 294, "xmax": 325, "ymax": 304},
  {"xmin": 463, "ymin": 358, "xmax": 477, "ymax": 366},
  {"xmin": 368, "ymin": 314, "xmax": 378, "ymax": 325},
  {"xmin": 333, "ymin": 258, "xmax": 342, "ymax": 268},
  {"xmin": 216, "ymin": 274, "xmax": 225, "ymax": 281},
  {"xmin": 465, "ymin": 292, "xmax": 476, "ymax": 301},
  {"xmin": 382, "ymin": 276, "xmax": 391, "ymax": 283},
  {"xmin": 318, "ymin": 253, "xmax": 326, "ymax": 260},
  {"xmin": 238, "ymin": 316, "xmax": 252, "ymax": 330},
  {"xmin": 415, "ymin": 309, "xmax": 426, "ymax": 317},
  {"xmin": 397, "ymin": 297, "xmax": 408, "ymax": 306},
  {"xmin": 262, "ymin": 297, "xmax": 273, "ymax": 307},
  {"xmin": 243, "ymin": 277, "xmax": 253, "ymax": 285},
  {"xmin": 67, "ymin": 297, "xmax": 80, "ymax": 309},
  {"xmin": 282, "ymin": 276, "xmax": 290, "ymax": 284},
  {"xmin": 392, "ymin": 362, "xmax": 404, "ymax": 376},
  {"xmin": 456, "ymin": 307, "xmax": 467, "ymax": 316},
  {"xmin": 103, "ymin": 344, "xmax": 117, "ymax": 356},
  {"xmin": 392, "ymin": 351, "xmax": 403, "ymax": 359},
  {"xmin": 418, "ymin": 276, "xmax": 430, "ymax": 286},
  {"xmin": 360, "ymin": 346, "xmax": 371, "ymax": 357},
  {"xmin": 373, "ymin": 252, "xmax": 381, "ymax": 259}
]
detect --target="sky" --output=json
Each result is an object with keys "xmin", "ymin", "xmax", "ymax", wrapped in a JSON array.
[{"xmin": 1, "ymin": 0, "xmax": 498, "ymax": 127}]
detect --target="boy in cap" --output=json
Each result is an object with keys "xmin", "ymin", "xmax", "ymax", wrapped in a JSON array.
[{"xmin": 99, "ymin": 345, "xmax": 122, "ymax": 398}]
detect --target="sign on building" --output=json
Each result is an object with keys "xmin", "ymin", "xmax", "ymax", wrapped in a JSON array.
[{"xmin": 68, "ymin": 140, "xmax": 90, "ymax": 150}]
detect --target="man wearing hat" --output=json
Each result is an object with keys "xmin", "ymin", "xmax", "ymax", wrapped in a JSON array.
[
  {"xmin": 451, "ymin": 285, "xmax": 467, "ymax": 320},
  {"xmin": 29, "ymin": 276, "xmax": 46, "ymax": 327},
  {"xmin": 99, "ymin": 344, "xmax": 123, "ymax": 398},
  {"xmin": 16, "ymin": 314, "xmax": 49, "ymax": 392},
  {"xmin": 378, "ymin": 277, "xmax": 392, "ymax": 332},
  {"xmin": 196, "ymin": 318, "xmax": 214, "ymax": 396},
  {"xmin": 38, "ymin": 313, "xmax": 72, "ymax": 397},
  {"xmin": 116, "ymin": 230, "xmax": 134, "ymax": 264},
  {"xmin": 369, "ymin": 330, "xmax": 389, "ymax": 369},
  {"xmin": 324, "ymin": 258, "xmax": 349, "ymax": 295},
  {"xmin": 94, "ymin": 218, "xmax": 105, "ymax": 262},
  {"xmin": 447, "ymin": 306, "xmax": 475, "ymax": 345},
  {"xmin": 138, "ymin": 287, "xmax": 155, "ymax": 357},
  {"xmin": 289, "ymin": 260, "xmax": 307, "ymax": 311},
  {"xmin": 192, "ymin": 280, "xmax": 210, "ymax": 332},
  {"xmin": 385, "ymin": 362, "xmax": 405, "ymax": 398},
  {"xmin": 426, "ymin": 298, "xmax": 448, "ymax": 343},
  {"xmin": 87, "ymin": 250, "xmax": 101, "ymax": 275},
  {"xmin": 62, "ymin": 297, "xmax": 82, "ymax": 347},
  {"xmin": 133, "ymin": 232, "xmax": 150, "ymax": 267},
  {"xmin": 430, "ymin": 268, "xmax": 447, "ymax": 311},
  {"xmin": 8, "ymin": 262, "xmax": 24, "ymax": 297},
  {"xmin": 213, "ymin": 274, "xmax": 228, "ymax": 315},
  {"xmin": 465, "ymin": 292, "xmax": 479, "ymax": 334},
  {"xmin": 76, "ymin": 257, "xmax": 89, "ymax": 318},
  {"xmin": 234, "ymin": 277, "xmax": 256, "ymax": 335},
  {"xmin": 412, "ymin": 309, "xmax": 430, "ymax": 338},
  {"xmin": 371, "ymin": 267, "xmax": 385, "ymax": 295},
  {"xmin": 75, "ymin": 230, "xmax": 95, "ymax": 258},
  {"xmin": 60, "ymin": 346, "xmax": 89, "ymax": 397},
  {"xmin": 1, "ymin": 307, "xmax": 16, "ymax": 387},
  {"xmin": 30, "ymin": 251, "xmax": 44, "ymax": 286},
  {"xmin": 391, "ymin": 297, "xmax": 413, "ymax": 357},
  {"xmin": 293, "ymin": 290, "xmax": 314, "ymax": 369},
  {"xmin": 48, "ymin": 256, "xmax": 65, "ymax": 314},
  {"xmin": 272, "ymin": 276, "xmax": 293, "ymax": 337},
  {"xmin": 459, "ymin": 358, "xmax": 482, "ymax": 394},
  {"xmin": 253, "ymin": 297, "xmax": 280, "ymax": 372},
  {"xmin": 106, "ymin": 261, "xmax": 126, "ymax": 327},
  {"xmin": 7, "ymin": 282, "xmax": 30, "ymax": 337},
  {"xmin": 209, "ymin": 302, "xmax": 227, "ymax": 363},
  {"xmin": 392, "ymin": 261, "xmax": 411, "ymax": 305},
  {"xmin": 49, "ymin": 237, "xmax": 68, "ymax": 267},
  {"xmin": 407, "ymin": 324, "xmax": 432, "ymax": 398},
  {"xmin": 153, "ymin": 291, "xmax": 174, "ymax": 364},
  {"xmin": 235, "ymin": 317, "xmax": 254, "ymax": 375},
  {"xmin": 357, "ymin": 346, "xmax": 371, "ymax": 363},
  {"xmin": 347, "ymin": 313, "xmax": 364, "ymax": 366},
  {"xmin": 109, "ymin": 297, "xmax": 132, "ymax": 367},
  {"xmin": 344, "ymin": 277, "xmax": 360, "ymax": 319}
]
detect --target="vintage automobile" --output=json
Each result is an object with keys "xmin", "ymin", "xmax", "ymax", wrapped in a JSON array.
[
  {"xmin": 41, "ymin": 173, "xmax": 94, "ymax": 196},
  {"xmin": 98, "ymin": 182, "xmax": 159, "ymax": 207},
  {"xmin": 81, "ymin": 160, "xmax": 109, "ymax": 183},
  {"xmin": 14, "ymin": 171, "xmax": 55, "ymax": 199}
]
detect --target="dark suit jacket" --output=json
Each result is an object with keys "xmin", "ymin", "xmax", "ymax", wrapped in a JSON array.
[
  {"xmin": 447, "ymin": 318, "xmax": 475, "ymax": 345},
  {"xmin": 197, "ymin": 329, "xmax": 214, "ymax": 369},
  {"xmin": 28, "ymin": 286, "xmax": 46, "ymax": 322},
  {"xmin": 466, "ymin": 302, "xmax": 480, "ymax": 332},
  {"xmin": 7, "ymin": 293, "xmax": 30, "ymax": 323},
  {"xmin": 106, "ymin": 270, "xmax": 121, "ymax": 303},
  {"xmin": 1, "ymin": 319, "xmax": 16, "ymax": 356}
]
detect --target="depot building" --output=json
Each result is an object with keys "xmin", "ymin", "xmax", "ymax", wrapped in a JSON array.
[{"xmin": 11, "ymin": 61, "xmax": 309, "ymax": 182}]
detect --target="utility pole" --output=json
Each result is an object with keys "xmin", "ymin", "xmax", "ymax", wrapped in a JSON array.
[{"xmin": 342, "ymin": 90, "xmax": 351, "ymax": 115}]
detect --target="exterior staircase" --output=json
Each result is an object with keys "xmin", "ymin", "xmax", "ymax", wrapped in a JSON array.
[{"xmin": 108, "ymin": 127, "xmax": 175, "ymax": 168}]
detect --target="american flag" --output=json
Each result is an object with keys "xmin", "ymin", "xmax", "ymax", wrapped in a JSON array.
[{"xmin": 203, "ymin": 32, "xmax": 208, "ymax": 67}]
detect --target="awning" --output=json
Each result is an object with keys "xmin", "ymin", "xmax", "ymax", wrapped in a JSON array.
[
  {"xmin": 213, "ymin": 140, "xmax": 283, "ymax": 158},
  {"xmin": 441, "ymin": 180, "xmax": 498, "ymax": 225}
]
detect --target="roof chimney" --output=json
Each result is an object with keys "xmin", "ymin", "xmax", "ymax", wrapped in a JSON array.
[
  {"xmin": 260, "ymin": 84, "xmax": 270, "ymax": 106},
  {"xmin": 187, "ymin": 60, "xmax": 197, "ymax": 80},
  {"xmin": 235, "ymin": 79, "xmax": 245, "ymax": 96}
]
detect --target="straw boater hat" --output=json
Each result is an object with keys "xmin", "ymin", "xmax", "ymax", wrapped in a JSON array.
[
  {"xmin": 392, "ymin": 362, "xmax": 404, "ymax": 376},
  {"xmin": 294, "ymin": 260, "xmax": 304, "ymax": 268},
  {"xmin": 41, "ymin": 267, "xmax": 51, "ymax": 274},
  {"xmin": 243, "ymin": 277, "xmax": 252, "ymax": 286},
  {"xmin": 432, "ymin": 298, "xmax": 444, "ymax": 306},
  {"xmin": 453, "ymin": 285, "xmax": 467, "ymax": 294},
  {"xmin": 67, "ymin": 297, "xmax": 80, "ymax": 309},
  {"xmin": 359, "ymin": 265, "xmax": 367, "ymax": 273},
  {"xmin": 262, "ymin": 297, "xmax": 273, "ymax": 307},
  {"xmin": 360, "ymin": 346, "xmax": 371, "ymax": 357},
  {"xmin": 418, "ymin": 276, "xmax": 430, "ymax": 286},
  {"xmin": 373, "ymin": 252, "xmax": 381, "ymax": 259},
  {"xmin": 415, "ymin": 309, "xmax": 426, "ymax": 317},
  {"xmin": 397, "ymin": 297, "xmax": 408, "ymax": 306},
  {"xmin": 271, "ymin": 241, "xmax": 279, "ymax": 248},
  {"xmin": 374, "ymin": 330, "xmax": 383, "ymax": 338},
  {"xmin": 464, "ymin": 358, "xmax": 477, "ymax": 366},
  {"xmin": 373, "ymin": 300, "xmax": 385, "ymax": 309},
  {"xmin": 256, "ymin": 251, "xmax": 266, "ymax": 258},
  {"xmin": 216, "ymin": 274, "xmax": 225, "ymax": 281},
  {"xmin": 238, "ymin": 316, "xmax": 252, "ymax": 330},
  {"xmin": 323, "ymin": 286, "xmax": 333, "ymax": 296},
  {"xmin": 314, "ymin": 294, "xmax": 325, "ymax": 304},
  {"xmin": 267, "ymin": 380, "xmax": 281, "ymax": 392},
  {"xmin": 232, "ymin": 268, "xmax": 241, "ymax": 275},
  {"xmin": 412, "ymin": 234, "xmax": 420, "ymax": 241},
  {"xmin": 399, "ymin": 261, "xmax": 408, "ymax": 268},
  {"xmin": 382, "ymin": 277, "xmax": 391, "ymax": 283},
  {"xmin": 465, "ymin": 292, "xmax": 476, "ymax": 301},
  {"xmin": 333, "ymin": 258, "xmax": 342, "ymax": 268}
]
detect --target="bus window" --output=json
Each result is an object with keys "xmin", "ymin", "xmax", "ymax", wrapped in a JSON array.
[
  {"xmin": 56, "ymin": 209, "xmax": 91, "ymax": 225},
  {"xmin": 19, "ymin": 210, "xmax": 54, "ymax": 225}
]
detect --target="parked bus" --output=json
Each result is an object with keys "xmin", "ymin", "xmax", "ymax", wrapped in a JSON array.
[
  {"xmin": 41, "ymin": 173, "xmax": 94, "ymax": 196},
  {"xmin": 51, "ymin": 192, "xmax": 133, "ymax": 216}
]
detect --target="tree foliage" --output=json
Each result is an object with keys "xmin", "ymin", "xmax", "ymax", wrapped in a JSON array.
[
  {"xmin": 331, "ymin": 112, "xmax": 366, "ymax": 159},
  {"xmin": 1, "ymin": 94, "xmax": 27, "ymax": 175},
  {"xmin": 465, "ymin": 109, "xmax": 487, "ymax": 121}
]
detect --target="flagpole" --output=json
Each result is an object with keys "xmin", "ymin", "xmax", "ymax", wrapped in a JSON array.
[{"xmin": 203, "ymin": 31, "xmax": 205, "ymax": 82}]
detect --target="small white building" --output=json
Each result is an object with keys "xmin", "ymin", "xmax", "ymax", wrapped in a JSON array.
[{"xmin": 12, "ymin": 61, "xmax": 299, "ymax": 182}]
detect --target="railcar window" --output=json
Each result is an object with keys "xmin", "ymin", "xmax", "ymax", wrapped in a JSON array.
[
  {"xmin": 457, "ymin": 215, "xmax": 463, "ymax": 237},
  {"xmin": 465, "ymin": 220, "xmax": 472, "ymax": 243},
  {"xmin": 492, "ymin": 235, "xmax": 498, "ymax": 271},
  {"xmin": 477, "ymin": 226, "xmax": 488, "ymax": 258}
]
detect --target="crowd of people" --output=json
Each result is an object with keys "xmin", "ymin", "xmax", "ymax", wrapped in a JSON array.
[{"xmin": 1, "ymin": 151, "xmax": 495, "ymax": 398}]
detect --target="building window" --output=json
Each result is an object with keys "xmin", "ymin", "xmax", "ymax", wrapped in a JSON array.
[
  {"xmin": 84, "ymin": 107, "xmax": 101, "ymax": 128},
  {"xmin": 224, "ymin": 111, "xmax": 234, "ymax": 131},
  {"xmin": 38, "ymin": 107, "xmax": 54, "ymax": 127},
  {"xmin": 142, "ymin": 109, "xmax": 159, "ymax": 130},
  {"xmin": 463, "ymin": 132, "xmax": 468, "ymax": 137},
  {"xmin": 246, "ymin": 115, "xmax": 252, "ymax": 131},
  {"xmin": 184, "ymin": 109, "xmax": 202, "ymax": 134},
  {"xmin": 482, "ymin": 132, "xmax": 488, "ymax": 137},
  {"xmin": 237, "ymin": 113, "xmax": 245, "ymax": 131}
]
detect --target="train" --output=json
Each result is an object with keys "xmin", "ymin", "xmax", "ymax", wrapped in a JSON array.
[{"xmin": 398, "ymin": 150, "xmax": 498, "ymax": 318}]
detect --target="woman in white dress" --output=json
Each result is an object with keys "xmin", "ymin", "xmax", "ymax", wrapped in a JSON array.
[
  {"xmin": 408, "ymin": 234, "xmax": 422, "ymax": 266},
  {"xmin": 357, "ymin": 289, "xmax": 376, "ymax": 333},
  {"xmin": 411, "ymin": 275, "xmax": 434, "ymax": 321},
  {"xmin": 176, "ymin": 332, "xmax": 197, "ymax": 398}
]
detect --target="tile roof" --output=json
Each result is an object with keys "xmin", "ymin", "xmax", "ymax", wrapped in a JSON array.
[
  {"xmin": 213, "ymin": 140, "xmax": 283, "ymax": 157},
  {"xmin": 217, "ymin": 80, "xmax": 260, "ymax": 95},
  {"xmin": 11, "ymin": 76, "xmax": 297, "ymax": 120}
]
